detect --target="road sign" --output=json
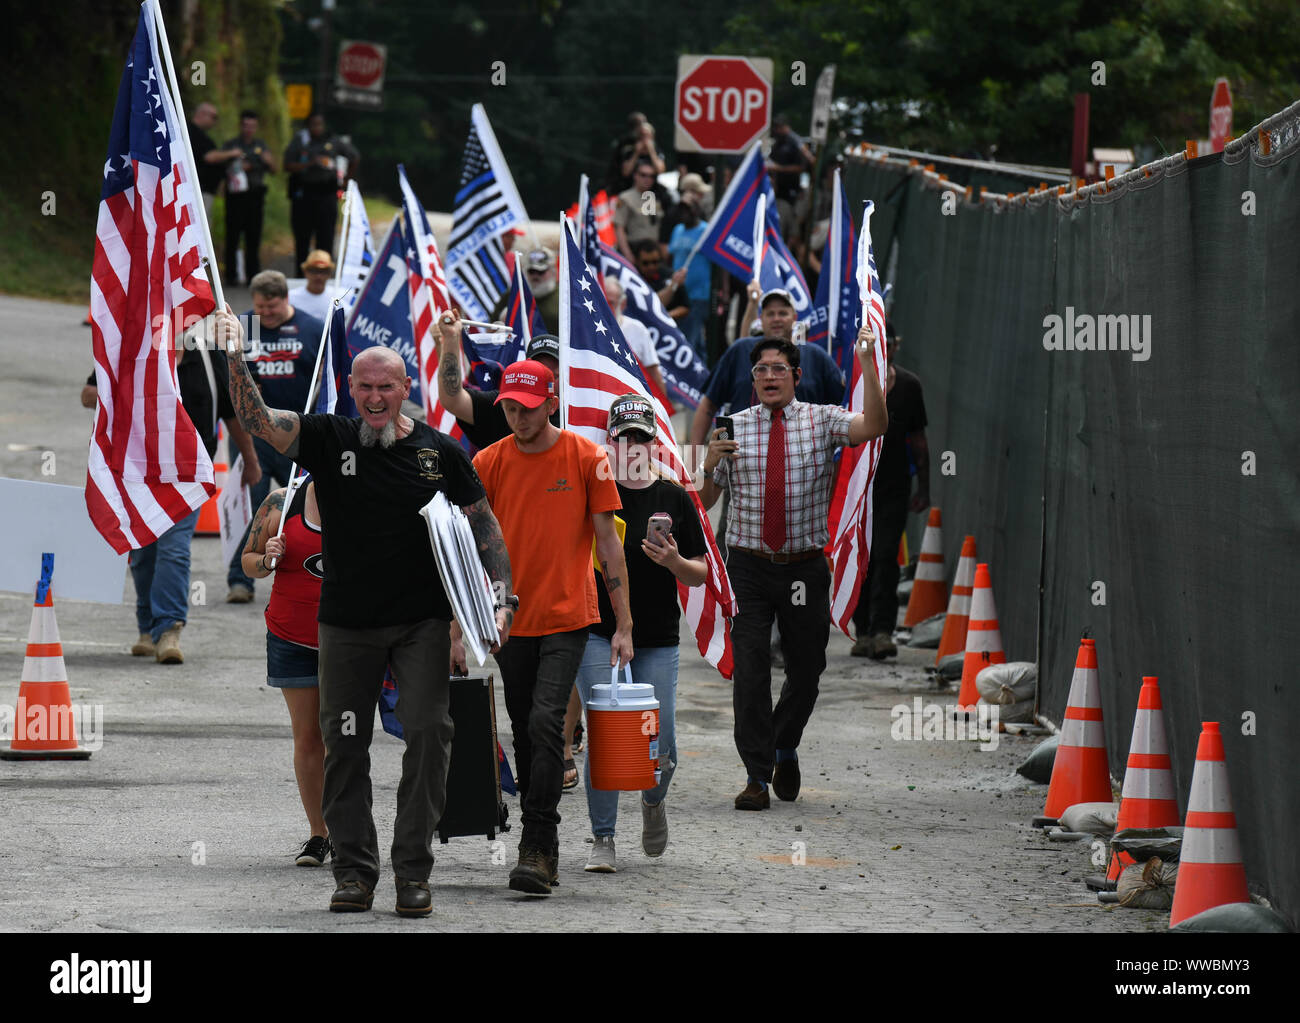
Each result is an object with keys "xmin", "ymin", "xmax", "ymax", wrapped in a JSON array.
[
  {"xmin": 674, "ymin": 55, "xmax": 773, "ymax": 154},
  {"xmin": 1209, "ymin": 77, "xmax": 1232, "ymax": 153},
  {"xmin": 285, "ymin": 83, "xmax": 313, "ymax": 120},
  {"xmin": 335, "ymin": 40, "xmax": 386, "ymax": 111},
  {"xmin": 810, "ymin": 64, "xmax": 836, "ymax": 144}
]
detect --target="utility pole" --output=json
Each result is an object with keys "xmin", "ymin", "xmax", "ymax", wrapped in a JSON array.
[{"xmin": 317, "ymin": 0, "xmax": 335, "ymax": 115}]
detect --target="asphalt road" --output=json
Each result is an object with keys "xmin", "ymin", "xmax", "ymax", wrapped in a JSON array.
[{"xmin": 0, "ymin": 293, "xmax": 1166, "ymax": 933}]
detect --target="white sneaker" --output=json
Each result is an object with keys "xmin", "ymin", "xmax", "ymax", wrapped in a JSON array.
[
  {"xmin": 642, "ymin": 798, "xmax": 668, "ymax": 857},
  {"xmin": 584, "ymin": 835, "xmax": 616, "ymax": 873}
]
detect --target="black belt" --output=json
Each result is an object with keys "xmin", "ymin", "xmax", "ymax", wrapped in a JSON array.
[{"xmin": 732, "ymin": 546, "xmax": 823, "ymax": 565}]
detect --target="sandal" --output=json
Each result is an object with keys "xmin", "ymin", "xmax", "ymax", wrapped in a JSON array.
[{"xmin": 563, "ymin": 757, "xmax": 579, "ymax": 790}]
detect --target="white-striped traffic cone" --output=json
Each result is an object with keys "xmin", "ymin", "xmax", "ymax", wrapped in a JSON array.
[
  {"xmin": 1043, "ymin": 637, "xmax": 1111, "ymax": 819},
  {"xmin": 935, "ymin": 534, "xmax": 976, "ymax": 666},
  {"xmin": 955, "ymin": 562, "xmax": 1004, "ymax": 711},
  {"xmin": 1108, "ymin": 675, "xmax": 1181, "ymax": 880},
  {"xmin": 1169, "ymin": 722, "xmax": 1250, "ymax": 926},
  {"xmin": 903, "ymin": 507, "xmax": 947, "ymax": 626}
]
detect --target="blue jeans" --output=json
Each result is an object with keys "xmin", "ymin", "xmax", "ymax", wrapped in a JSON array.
[
  {"xmin": 227, "ymin": 436, "xmax": 296, "ymax": 590},
  {"xmin": 129, "ymin": 508, "xmax": 200, "ymax": 642},
  {"xmin": 574, "ymin": 634, "xmax": 679, "ymax": 838},
  {"xmin": 682, "ymin": 298, "xmax": 710, "ymax": 354}
]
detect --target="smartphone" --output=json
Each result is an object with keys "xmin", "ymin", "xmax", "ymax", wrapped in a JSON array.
[
  {"xmin": 791, "ymin": 320, "xmax": 808, "ymax": 344},
  {"xmin": 647, "ymin": 513, "xmax": 673, "ymax": 544},
  {"xmin": 715, "ymin": 415, "xmax": 734, "ymax": 441}
]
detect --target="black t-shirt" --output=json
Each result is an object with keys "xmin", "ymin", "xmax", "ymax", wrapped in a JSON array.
[
  {"xmin": 221, "ymin": 135, "xmax": 272, "ymax": 193},
  {"xmin": 873, "ymin": 364, "xmax": 927, "ymax": 498},
  {"xmin": 592, "ymin": 478, "xmax": 706, "ymax": 648},
  {"xmin": 188, "ymin": 123, "xmax": 224, "ymax": 195},
  {"xmin": 456, "ymin": 388, "xmax": 560, "ymax": 452},
  {"xmin": 294, "ymin": 415, "xmax": 485, "ymax": 627},
  {"xmin": 770, "ymin": 130, "xmax": 810, "ymax": 202}
]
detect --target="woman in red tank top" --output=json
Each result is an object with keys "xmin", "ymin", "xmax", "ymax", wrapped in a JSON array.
[{"xmin": 241, "ymin": 477, "xmax": 330, "ymax": 867}]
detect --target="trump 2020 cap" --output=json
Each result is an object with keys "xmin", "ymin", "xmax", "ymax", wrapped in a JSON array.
[
  {"xmin": 607, "ymin": 393, "xmax": 657, "ymax": 439},
  {"xmin": 495, "ymin": 360, "xmax": 555, "ymax": 409}
]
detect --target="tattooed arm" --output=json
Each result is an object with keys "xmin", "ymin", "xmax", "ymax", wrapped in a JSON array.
[
  {"xmin": 436, "ymin": 309, "xmax": 474, "ymax": 423},
  {"xmin": 214, "ymin": 306, "xmax": 303, "ymax": 456},
  {"xmin": 240, "ymin": 488, "xmax": 286, "ymax": 579},
  {"xmin": 463, "ymin": 496, "xmax": 513, "ymax": 651},
  {"xmin": 592, "ymin": 510, "xmax": 634, "ymax": 668}
]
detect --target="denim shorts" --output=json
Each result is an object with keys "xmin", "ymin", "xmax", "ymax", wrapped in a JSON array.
[{"xmin": 266, "ymin": 630, "xmax": 319, "ymax": 688}]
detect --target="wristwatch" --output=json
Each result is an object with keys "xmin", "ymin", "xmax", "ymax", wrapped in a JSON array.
[{"xmin": 495, "ymin": 594, "xmax": 520, "ymax": 613}]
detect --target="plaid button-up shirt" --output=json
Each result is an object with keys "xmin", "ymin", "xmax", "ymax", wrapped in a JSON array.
[{"xmin": 713, "ymin": 399, "xmax": 856, "ymax": 553}]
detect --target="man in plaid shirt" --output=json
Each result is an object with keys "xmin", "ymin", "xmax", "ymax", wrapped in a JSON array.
[{"xmin": 698, "ymin": 330, "xmax": 888, "ymax": 810}]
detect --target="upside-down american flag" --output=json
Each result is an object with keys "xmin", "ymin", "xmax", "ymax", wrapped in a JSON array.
[
  {"xmin": 397, "ymin": 165, "xmax": 460, "ymax": 437},
  {"xmin": 86, "ymin": 5, "xmax": 216, "ymax": 555},
  {"xmin": 558, "ymin": 226, "xmax": 737, "ymax": 677},
  {"xmin": 828, "ymin": 200, "xmax": 889, "ymax": 635}
]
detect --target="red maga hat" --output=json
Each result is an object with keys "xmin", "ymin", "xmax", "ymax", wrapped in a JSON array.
[{"xmin": 495, "ymin": 360, "xmax": 556, "ymax": 409}]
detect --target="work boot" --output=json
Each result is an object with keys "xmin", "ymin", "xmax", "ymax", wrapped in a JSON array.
[
  {"xmin": 394, "ymin": 878, "xmax": 432, "ymax": 918},
  {"xmin": 155, "ymin": 623, "xmax": 184, "ymax": 665},
  {"xmin": 508, "ymin": 846, "xmax": 552, "ymax": 895},
  {"xmin": 225, "ymin": 584, "xmax": 253, "ymax": 604},
  {"xmin": 869, "ymin": 632, "xmax": 897, "ymax": 660},
  {"xmin": 131, "ymin": 632, "xmax": 155, "ymax": 657},
  {"xmin": 850, "ymin": 633, "xmax": 872, "ymax": 657}
]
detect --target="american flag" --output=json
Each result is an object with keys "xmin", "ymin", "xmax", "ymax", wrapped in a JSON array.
[
  {"xmin": 314, "ymin": 303, "xmax": 356, "ymax": 418},
  {"xmin": 397, "ymin": 165, "xmax": 460, "ymax": 436},
  {"xmin": 558, "ymin": 227, "xmax": 737, "ymax": 677},
  {"xmin": 85, "ymin": 6, "xmax": 216, "ymax": 555},
  {"xmin": 446, "ymin": 105, "xmax": 528, "ymax": 321},
  {"xmin": 461, "ymin": 257, "xmax": 545, "ymax": 393},
  {"xmin": 828, "ymin": 200, "xmax": 889, "ymax": 635}
]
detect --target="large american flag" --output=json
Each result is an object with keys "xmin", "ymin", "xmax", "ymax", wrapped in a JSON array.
[
  {"xmin": 397, "ymin": 165, "xmax": 460, "ymax": 436},
  {"xmin": 828, "ymin": 200, "xmax": 889, "ymax": 634},
  {"xmin": 446, "ymin": 105, "xmax": 528, "ymax": 321},
  {"xmin": 86, "ymin": 6, "xmax": 216, "ymax": 555},
  {"xmin": 558, "ymin": 226, "xmax": 737, "ymax": 677}
]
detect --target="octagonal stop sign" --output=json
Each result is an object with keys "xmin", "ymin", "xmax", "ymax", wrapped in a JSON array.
[{"xmin": 674, "ymin": 55, "xmax": 774, "ymax": 154}]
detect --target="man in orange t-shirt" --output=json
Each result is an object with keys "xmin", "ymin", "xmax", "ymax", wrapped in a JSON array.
[{"xmin": 473, "ymin": 360, "xmax": 633, "ymax": 896}]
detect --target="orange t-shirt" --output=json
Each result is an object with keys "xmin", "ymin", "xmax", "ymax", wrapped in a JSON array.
[{"xmin": 473, "ymin": 430, "xmax": 621, "ymax": 637}]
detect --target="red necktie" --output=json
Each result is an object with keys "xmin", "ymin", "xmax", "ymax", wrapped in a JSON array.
[{"xmin": 762, "ymin": 410, "xmax": 786, "ymax": 552}]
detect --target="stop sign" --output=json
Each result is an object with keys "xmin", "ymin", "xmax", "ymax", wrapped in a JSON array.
[
  {"xmin": 1209, "ymin": 77, "xmax": 1232, "ymax": 153},
  {"xmin": 337, "ymin": 41, "xmax": 386, "ymax": 90},
  {"xmin": 674, "ymin": 55, "xmax": 773, "ymax": 154}
]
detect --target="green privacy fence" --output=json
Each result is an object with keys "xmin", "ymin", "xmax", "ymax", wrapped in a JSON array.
[{"xmin": 843, "ymin": 101, "xmax": 1300, "ymax": 923}]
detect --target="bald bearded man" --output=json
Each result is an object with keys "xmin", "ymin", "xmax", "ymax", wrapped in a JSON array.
[{"xmin": 216, "ymin": 308, "xmax": 514, "ymax": 918}]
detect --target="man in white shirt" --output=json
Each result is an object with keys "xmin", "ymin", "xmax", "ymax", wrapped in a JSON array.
[
  {"xmin": 603, "ymin": 275, "xmax": 668, "ymax": 400},
  {"xmin": 289, "ymin": 250, "xmax": 338, "ymax": 322}
]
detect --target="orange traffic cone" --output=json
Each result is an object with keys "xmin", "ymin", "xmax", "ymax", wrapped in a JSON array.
[
  {"xmin": 1169, "ymin": 722, "xmax": 1251, "ymax": 926},
  {"xmin": 1108, "ymin": 676, "xmax": 1181, "ymax": 880},
  {"xmin": 196, "ymin": 424, "xmax": 227, "ymax": 536},
  {"xmin": 0, "ymin": 555, "xmax": 91, "ymax": 761},
  {"xmin": 896, "ymin": 529, "xmax": 909, "ymax": 568},
  {"xmin": 935, "ymin": 535, "xmax": 976, "ymax": 666},
  {"xmin": 1042, "ymin": 637, "xmax": 1111, "ymax": 819},
  {"xmin": 903, "ymin": 507, "xmax": 947, "ymax": 626},
  {"xmin": 955, "ymin": 563, "xmax": 1004, "ymax": 710}
]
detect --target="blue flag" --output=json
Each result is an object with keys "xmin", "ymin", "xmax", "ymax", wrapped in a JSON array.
[
  {"xmin": 345, "ymin": 220, "xmax": 421, "ymax": 405},
  {"xmin": 685, "ymin": 144, "xmax": 813, "ymax": 322},
  {"xmin": 809, "ymin": 168, "xmax": 859, "ymax": 383}
]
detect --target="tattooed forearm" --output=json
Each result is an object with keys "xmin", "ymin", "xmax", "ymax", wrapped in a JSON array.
[
  {"xmin": 440, "ymin": 352, "xmax": 462, "ymax": 397},
  {"xmin": 225, "ymin": 347, "xmax": 299, "ymax": 449},
  {"xmin": 243, "ymin": 489, "xmax": 285, "ymax": 556},
  {"xmin": 464, "ymin": 497, "xmax": 512, "ymax": 594},
  {"xmin": 605, "ymin": 576, "xmax": 623, "ymax": 592}
]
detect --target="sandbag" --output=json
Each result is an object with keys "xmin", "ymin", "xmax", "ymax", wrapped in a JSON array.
[
  {"xmin": 1117, "ymin": 857, "xmax": 1178, "ymax": 910},
  {"xmin": 936, "ymin": 653, "xmax": 964, "ymax": 681},
  {"xmin": 975, "ymin": 661, "xmax": 1036, "ymax": 705},
  {"xmin": 896, "ymin": 578, "xmax": 913, "ymax": 602},
  {"xmin": 1060, "ymin": 801, "xmax": 1118, "ymax": 836},
  {"xmin": 906, "ymin": 611, "xmax": 945, "ymax": 648},
  {"xmin": 992, "ymin": 698, "xmax": 1036, "ymax": 724},
  {"xmin": 1170, "ymin": 902, "xmax": 1293, "ymax": 933},
  {"xmin": 1112, "ymin": 826, "xmax": 1183, "ymax": 863},
  {"xmin": 1016, "ymin": 734, "xmax": 1058, "ymax": 783}
]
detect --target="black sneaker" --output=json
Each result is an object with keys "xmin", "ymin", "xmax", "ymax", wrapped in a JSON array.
[
  {"xmin": 295, "ymin": 835, "xmax": 332, "ymax": 867},
  {"xmin": 509, "ymin": 847, "xmax": 552, "ymax": 895}
]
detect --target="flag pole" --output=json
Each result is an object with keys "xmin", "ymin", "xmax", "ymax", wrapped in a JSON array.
[
  {"xmin": 557, "ymin": 212, "xmax": 570, "ymax": 433},
  {"xmin": 147, "ymin": 0, "xmax": 225, "ymax": 312},
  {"xmin": 332, "ymin": 182, "xmax": 352, "ymax": 292},
  {"xmin": 826, "ymin": 166, "xmax": 842, "ymax": 355}
]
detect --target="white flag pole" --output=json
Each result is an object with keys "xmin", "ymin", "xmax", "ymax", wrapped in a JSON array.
[
  {"xmin": 557, "ymin": 212, "xmax": 570, "ymax": 433},
  {"xmin": 826, "ymin": 166, "xmax": 842, "ymax": 354},
  {"xmin": 752, "ymin": 192, "xmax": 767, "ymax": 285}
]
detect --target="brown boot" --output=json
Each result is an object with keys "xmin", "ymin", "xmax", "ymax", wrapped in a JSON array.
[
  {"xmin": 131, "ymin": 632, "xmax": 155, "ymax": 657},
  {"xmin": 155, "ymin": 622, "xmax": 184, "ymax": 664}
]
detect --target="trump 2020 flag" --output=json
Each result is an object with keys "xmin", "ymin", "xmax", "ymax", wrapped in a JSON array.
[
  {"xmin": 345, "ymin": 219, "xmax": 419, "ymax": 391},
  {"xmin": 86, "ymin": 3, "xmax": 216, "ymax": 554},
  {"xmin": 809, "ymin": 167, "xmax": 858, "ymax": 380},
  {"xmin": 685, "ymin": 143, "xmax": 812, "ymax": 323},
  {"xmin": 446, "ymin": 105, "xmax": 529, "ymax": 322},
  {"xmin": 315, "ymin": 303, "xmax": 356, "ymax": 417},
  {"xmin": 558, "ymin": 226, "xmax": 737, "ymax": 678},
  {"xmin": 338, "ymin": 180, "xmax": 375, "ymax": 309},
  {"xmin": 828, "ymin": 200, "xmax": 889, "ymax": 636}
]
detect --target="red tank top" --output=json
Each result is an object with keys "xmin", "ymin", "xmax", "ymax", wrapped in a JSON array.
[{"xmin": 265, "ymin": 481, "xmax": 324, "ymax": 648}]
